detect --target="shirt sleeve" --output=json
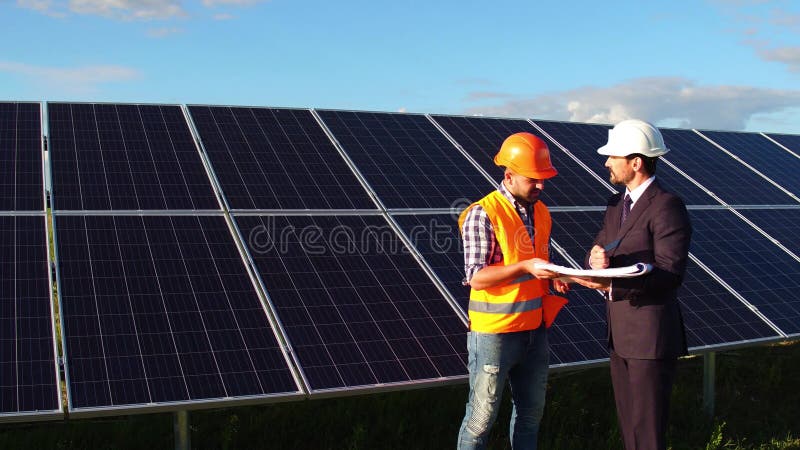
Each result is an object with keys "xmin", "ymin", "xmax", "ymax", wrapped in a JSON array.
[{"xmin": 461, "ymin": 205, "xmax": 495, "ymax": 285}]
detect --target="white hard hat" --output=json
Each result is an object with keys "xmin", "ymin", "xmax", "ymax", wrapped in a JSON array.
[{"xmin": 597, "ymin": 119, "xmax": 670, "ymax": 158}]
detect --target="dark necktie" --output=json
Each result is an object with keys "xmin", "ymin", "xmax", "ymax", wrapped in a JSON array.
[{"xmin": 621, "ymin": 194, "xmax": 632, "ymax": 225}]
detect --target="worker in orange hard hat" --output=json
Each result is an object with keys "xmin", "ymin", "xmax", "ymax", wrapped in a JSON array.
[{"xmin": 456, "ymin": 132, "xmax": 569, "ymax": 449}]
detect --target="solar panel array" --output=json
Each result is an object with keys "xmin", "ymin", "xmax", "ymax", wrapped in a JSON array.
[
  {"xmin": 48, "ymin": 104, "xmax": 304, "ymax": 417},
  {"xmin": 2, "ymin": 100, "xmax": 799, "ymax": 422}
]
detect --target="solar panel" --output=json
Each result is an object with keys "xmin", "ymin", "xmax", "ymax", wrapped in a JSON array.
[
  {"xmin": 390, "ymin": 213, "xmax": 468, "ymax": 312},
  {"xmin": 187, "ymin": 106, "xmax": 376, "ymax": 211},
  {"xmin": 530, "ymin": 120, "xmax": 612, "ymax": 179},
  {"xmin": 548, "ymin": 210, "xmax": 780, "ymax": 349},
  {"xmin": 736, "ymin": 208, "xmax": 800, "ymax": 258},
  {"xmin": 48, "ymin": 103, "xmax": 219, "ymax": 211},
  {"xmin": 765, "ymin": 132, "xmax": 800, "ymax": 156},
  {"xmin": 235, "ymin": 214, "xmax": 467, "ymax": 393},
  {"xmin": 546, "ymin": 313, "xmax": 608, "ymax": 366},
  {"xmin": 55, "ymin": 214, "xmax": 300, "ymax": 412},
  {"xmin": 678, "ymin": 258, "xmax": 780, "ymax": 345},
  {"xmin": 688, "ymin": 209, "xmax": 800, "ymax": 336},
  {"xmin": 698, "ymin": 130, "xmax": 800, "ymax": 199},
  {"xmin": 659, "ymin": 129, "xmax": 796, "ymax": 205},
  {"xmin": 0, "ymin": 215, "xmax": 60, "ymax": 418},
  {"xmin": 534, "ymin": 120, "xmax": 719, "ymax": 205},
  {"xmin": 531, "ymin": 120, "xmax": 611, "ymax": 157},
  {"xmin": 316, "ymin": 110, "xmax": 491, "ymax": 209},
  {"xmin": 429, "ymin": 115, "xmax": 532, "ymax": 177},
  {"xmin": 430, "ymin": 115, "xmax": 612, "ymax": 207},
  {"xmin": 0, "ymin": 102, "xmax": 43, "ymax": 211}
]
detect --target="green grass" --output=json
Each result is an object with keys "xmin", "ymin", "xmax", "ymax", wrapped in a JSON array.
[{"xmin": 2, "ymin": 341, "xmax": 797, "ymax": 449}]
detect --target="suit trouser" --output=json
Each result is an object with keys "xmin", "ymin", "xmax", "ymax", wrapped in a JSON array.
[{"xmin": 609, "ymin": 351, "xmax": 677, "ymax": 450}]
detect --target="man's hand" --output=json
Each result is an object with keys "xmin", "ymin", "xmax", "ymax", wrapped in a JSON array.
[
  {"xmin": 589, "ymin": 245, "xmax": 609, "ymax": 269},
  {"xmin": 524, "ymin": 258, "xmax": 560, "ymax": 279},
  {"xmin": 568, "ymin": 275, "xmax": 611, "ymax": 291},
  {"xmin": 552, "ymin": 278, "xmax": 570, "ymax": 294}
]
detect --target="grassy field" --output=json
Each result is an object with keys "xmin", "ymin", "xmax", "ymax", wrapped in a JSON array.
[{"xmin": 1, "ymin": 340, "xmax": 798, "ymax": 449}]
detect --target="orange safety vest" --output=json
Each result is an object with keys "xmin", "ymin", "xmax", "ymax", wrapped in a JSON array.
[{"xmin": 458, "ymin": 190, "xmax": 567, "ymax": 333}]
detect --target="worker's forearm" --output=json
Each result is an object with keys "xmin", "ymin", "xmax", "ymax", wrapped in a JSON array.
[{"xmin": 468, "ymin": 262, "xmax": 530, "ymax": 291}]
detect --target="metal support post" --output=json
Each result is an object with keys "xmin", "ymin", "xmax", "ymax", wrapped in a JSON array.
[
  {"xmin": 174, "ymin": 410, "xmax": 191, "ymax": 450},
  {"xmin": 703, "ymin": 352, "xmax": 716, "ymax": 418}
]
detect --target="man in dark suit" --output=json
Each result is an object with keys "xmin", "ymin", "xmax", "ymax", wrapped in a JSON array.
[{"xmin": 574, "ymin": 119, "xmax": 692, "ymax": 450}]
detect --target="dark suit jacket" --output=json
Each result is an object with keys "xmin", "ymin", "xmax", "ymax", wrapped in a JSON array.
[{"xmin": 586, "ymin": 180, "xmax": 691, "ymax": 359}]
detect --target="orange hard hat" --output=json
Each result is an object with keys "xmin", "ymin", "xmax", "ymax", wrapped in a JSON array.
[{"xmin": 494, "ymin": 132, "xmax": 558, "ymax": 179}]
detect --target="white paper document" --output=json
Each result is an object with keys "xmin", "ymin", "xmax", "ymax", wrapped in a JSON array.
[{"xmin": 533, "ymin": 262, "xmax": 653, "ymax": 278}]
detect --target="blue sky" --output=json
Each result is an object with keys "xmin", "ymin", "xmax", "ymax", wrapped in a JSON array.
[{"xmin": 2, "ymin": 0, "xmax": 799, "ymax": 133}]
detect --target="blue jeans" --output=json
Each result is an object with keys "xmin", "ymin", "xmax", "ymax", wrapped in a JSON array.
[{"xmin": 457, "ymin": 327, "xmax": 549, "ymax": 450}]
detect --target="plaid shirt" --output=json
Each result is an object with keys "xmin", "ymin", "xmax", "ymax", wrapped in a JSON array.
[{"xmin": 461, "ymin": 182, "xmax": 537, "ymax": 285}]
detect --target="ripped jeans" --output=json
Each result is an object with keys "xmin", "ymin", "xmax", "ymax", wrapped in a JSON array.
[{"xmin": 457, "ymin": 327, "xmax": 549, "ymax": 450}]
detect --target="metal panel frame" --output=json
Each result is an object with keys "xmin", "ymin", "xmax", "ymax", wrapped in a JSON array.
[{"xmin": 182, "ymin": 104, "xmax": 235, "ymax": 213}]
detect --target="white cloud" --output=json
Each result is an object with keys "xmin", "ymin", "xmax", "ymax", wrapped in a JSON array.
[
  {"xmin": 18, "ymin": 0, "xmax": 268, "ymax": 21},
  {"xmin": 758, "ymin": 46, "xmax": 800, "ymax": 72},
  {"xmin": 463, "ymin": 77, "xmax": 800, "ymax": 131},
  {"xmin": 69, "ymin": 0, "xmax": 186, "ymax": 20},
  {"xmin": 16, "ymin": 0, "xmax": 66, "ymax": 17},
  {"xmin": 17, "ymin": 0, "xmax": 186, "ymax": 20},
  {"xmin": 0, "ymin": 61, "xmax": 140, "ymax": 94}
]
